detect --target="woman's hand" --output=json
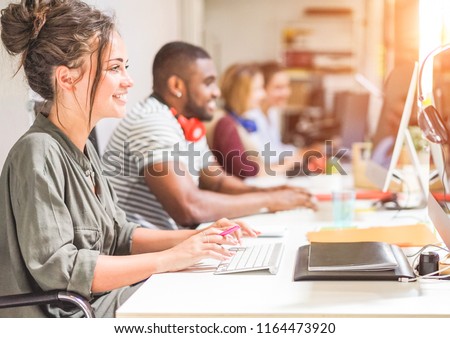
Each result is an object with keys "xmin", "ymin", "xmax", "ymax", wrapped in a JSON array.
[
  {"xmin": 162, "ymin": 226, "xmax": 235, "ymax": 272},
  {"xmin": 202, "ymin": 218, "xmax": 260, "ymax": 244},
  {"xmin": 160, "ymin": 218, "xmax": 259, "ymax": 272}
]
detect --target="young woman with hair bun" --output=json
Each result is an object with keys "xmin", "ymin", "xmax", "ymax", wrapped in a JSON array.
[{"xmin": 0, "ymin": 0, "xmax": 256, "ymax": 318}]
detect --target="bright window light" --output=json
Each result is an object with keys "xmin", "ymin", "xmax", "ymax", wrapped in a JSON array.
[{"xmin": 419, "ymin": 0, "xmax": 450, "ymax": 100}]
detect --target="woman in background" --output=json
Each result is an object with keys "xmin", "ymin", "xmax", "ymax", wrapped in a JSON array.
[
  {"xmin": 245, "ymin": 61, "xmax": 325, "ymax": 175},
  {"xmin": 244, "ymin": 61, "xmax": 297, "ymax": 161},
  {"xmin": 0, "ymin": 0, "xmax": 255, "ymax": 318},
  {"xmin": 207, "ymin": 63, "xmax": 266, "ymax": 178}
]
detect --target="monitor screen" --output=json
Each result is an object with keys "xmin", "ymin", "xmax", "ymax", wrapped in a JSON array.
[
  {"xmin": 426, "ymin": 49, "xmax": 450, "ymax": 249},
  {"xmin": 428, "ymin": 147, "xmax": 450, "ymax": 249},
  {"xmin": 366, "ymin": 62, "xmax": 419, "ymax": 192}
]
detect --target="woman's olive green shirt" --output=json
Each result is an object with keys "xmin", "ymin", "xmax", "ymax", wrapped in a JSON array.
[{"xmin": 0, "ymin": 114, "xmax": 140, "ymax": 317}]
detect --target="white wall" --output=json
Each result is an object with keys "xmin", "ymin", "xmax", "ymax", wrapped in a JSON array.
[
  {"xmin": 0, "ymin": 0, "xmax": 30, "ymax": 167},
  {"xmin": 0, "ymin": 58, "xmax": 29, "ymax": 167},
  {"xmin": 0, "ymin": 0, "xmax": 182, "ymax": 166},
  {"xmin": 87, "ymin": 0, "xmax": 182, "ymax": 154}
]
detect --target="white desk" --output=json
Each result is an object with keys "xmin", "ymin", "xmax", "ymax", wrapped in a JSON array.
[{"xmin": 116, "ymin": 201, "xmax": 450, "ymax": 318}]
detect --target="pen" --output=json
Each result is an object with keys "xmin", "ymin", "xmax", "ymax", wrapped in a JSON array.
[{"xmin": 219, "ymin": 225, "xmax": 240, "ymax": 236}]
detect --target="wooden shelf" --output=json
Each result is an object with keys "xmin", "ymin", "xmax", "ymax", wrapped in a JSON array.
[
  {"xmin": 282, "ymin": 7, "xmax": 355, "ymax": 73},
  {"xmin": 304, "ymin": 7, "xmax": 353, "ymax": 17}
]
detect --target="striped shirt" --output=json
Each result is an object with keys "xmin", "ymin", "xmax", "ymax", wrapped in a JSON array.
[{"xmin": 103, "ymin": 96, "xmax": 213, "ymax": 230}]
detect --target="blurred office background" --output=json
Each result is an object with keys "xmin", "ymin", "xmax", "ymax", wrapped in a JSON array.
[{"xmin": 2, "ymin": 0, "xmax": 448, "ymax": 167}]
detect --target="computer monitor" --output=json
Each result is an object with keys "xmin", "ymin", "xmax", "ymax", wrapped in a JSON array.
[
  {"xmin": 424, "ymin": 47, "xmax": 450, "ymax": 250},
  {"xmin": 427, "ymin": 120, "xmax": 450, "ymax": 219},
  {"xmin": 427, "ymin": 158, "xmax": 450, "ymax": 249},
  {"xmin": 366, "ymin": 62, "xmax": 428, "ymax": 202},
  {"xmin": 425, "ymin": 136, "xmax": 449, "ymax": 230}
]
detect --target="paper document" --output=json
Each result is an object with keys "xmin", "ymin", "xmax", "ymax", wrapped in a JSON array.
[{"xmin": 307, "ymin": 223, "xmax": 438, "ymax": 247}]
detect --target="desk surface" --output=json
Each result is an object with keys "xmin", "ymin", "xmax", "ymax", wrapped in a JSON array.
[{"xmin": 116, "ymin": 198, "xmax": 450, "ymax": 318}]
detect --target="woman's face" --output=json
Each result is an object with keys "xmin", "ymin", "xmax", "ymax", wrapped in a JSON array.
[
  {"xmin": 75, "ymin": 31, "xmax": 133, "ymax": 122},
  {"xmin": 246, "ymin": 73, "xmax": 266, "ymax": 111},
  {"xmin": 264, "ymin": 71, "xmax": 291, "ymax": 108}
]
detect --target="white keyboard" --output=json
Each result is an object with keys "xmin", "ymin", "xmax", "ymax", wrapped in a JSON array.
[{"xmin": 214, "ymin": 242, "xmax": 284, "ymax": 274}]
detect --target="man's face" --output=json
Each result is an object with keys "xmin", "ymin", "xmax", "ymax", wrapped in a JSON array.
[{"xmin": 183, "ymin": 58, "xmax": 221, "ymax": 121}]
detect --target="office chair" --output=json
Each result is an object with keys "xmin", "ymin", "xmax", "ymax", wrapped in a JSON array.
[{"xmin": 0, "ymin": 290, "xmax": 95, "ymax": 318}]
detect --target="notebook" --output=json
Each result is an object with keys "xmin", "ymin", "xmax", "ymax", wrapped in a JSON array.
[
  {"xmin": 294, "ymin": 243, "xmax": 415, "ymax": 281},
  {"xmin": 308, "ymin": 241, "xmax": 398, "ymax": 271}
]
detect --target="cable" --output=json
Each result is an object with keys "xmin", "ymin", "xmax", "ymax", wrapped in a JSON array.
[
  {"xmin": 411, "ymin": 245, "xmax": 447, "ymax": 274},
  {"xmin": 406, "ymin": 243, "xmax": 448, "ymax": 258},
  {"xmin": 392, "ymin": 176, "xmax": 412, "ymax": 219},
  {"xmin": 399, "ymin": 243, "xmax": 450, "ymax": 282},
  {"xmin": 399, "ymin": 266, "xmax": 450, "ymax": 282}
]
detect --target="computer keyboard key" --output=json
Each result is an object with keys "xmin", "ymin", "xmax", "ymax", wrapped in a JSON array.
[
  {"xmin": 214, "ymin": 243, "xmax": 284, "ymax": 275},
  {"xmin": 247, "ymin": 245, "xmax": 262, "ymax": 267}
]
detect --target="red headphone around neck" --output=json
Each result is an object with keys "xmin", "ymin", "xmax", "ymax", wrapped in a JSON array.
[{"xmin": 170, "ymin": 107, "xmax": 206, "ymax": 142}]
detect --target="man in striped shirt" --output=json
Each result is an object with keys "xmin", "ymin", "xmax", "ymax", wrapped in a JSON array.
[{"xmin": 104, "ymin": 41, "xmax": 315, "ymax": 230}]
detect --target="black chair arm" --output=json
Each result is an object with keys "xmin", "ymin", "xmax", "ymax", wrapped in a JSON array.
[{"xmin": 0, "ymin": 290, "xmax": 95, "ymax": 318}]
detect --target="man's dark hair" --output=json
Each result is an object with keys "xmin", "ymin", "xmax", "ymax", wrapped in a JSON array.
[{"xmin": 152, "ymin": 41, "xmax": 211, "ymax": 92}]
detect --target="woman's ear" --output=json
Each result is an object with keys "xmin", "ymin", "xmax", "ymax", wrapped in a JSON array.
[
  {"xmin": 55, "ymin": 65, "xmax": 81, "ymax": 91},
  {"xmin": 167, "ymin": 75, "xmax": 185, "ymax": 98}
]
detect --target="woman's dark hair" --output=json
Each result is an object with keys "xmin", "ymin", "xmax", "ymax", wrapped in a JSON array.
[{"xmin": 1, "ymin": 0, "xmax": 115, "ymax": 121}]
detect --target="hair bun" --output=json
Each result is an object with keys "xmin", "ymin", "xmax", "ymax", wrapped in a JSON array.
[{"xmin": 1, "ymin": 1, "xmax": 46, "ymax": 55}]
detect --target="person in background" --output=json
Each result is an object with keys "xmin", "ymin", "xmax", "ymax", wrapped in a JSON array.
[
  {"xmin": 0, "ymin": 0, "xmax": 254, "ymax": 318},
  {"xmin": 243, "ymin": 61, "xmax": 325, "ymax": 176},
  {"xmin": 245, "ymin": 61, "xmax": 297, "ymax": 161},
  {"xmin": 207, "ymin": 63, "xmax": 267, "ymax": 178},
  {"xmin": 105, "ymin": 42, "xmax": 316, "ymax": 231}
]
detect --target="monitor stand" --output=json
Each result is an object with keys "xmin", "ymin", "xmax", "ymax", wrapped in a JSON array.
[
  {"xmin": 376, "ymin": 128, "xmax": 429, "ymax": 210},
  {"xmin": 378, "ymin": 191, "xmax": 427, "ymax": 210},
  {"xmin": 369, "ymin": 131, "xmax": 430, "ymax": 211}
]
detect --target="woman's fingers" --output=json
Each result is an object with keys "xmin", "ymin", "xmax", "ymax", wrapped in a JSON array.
[
  {"xmin": 209, "ymin": 218, "xmax": 260, "ymax": 242},
  {"xmin": 201, "ymin": 232, "xmax": 238, "ymax": 246},
  {"xmin": 202, "ymin": 243, "xmax": 235, "ymax": 258},
  {"xmin": 198, "ymin": 218, "xmax": 260, "ymax": 256},
  {"xmin": 234, "ymin": 220, "xmax": 260, "ymax": 238}
]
